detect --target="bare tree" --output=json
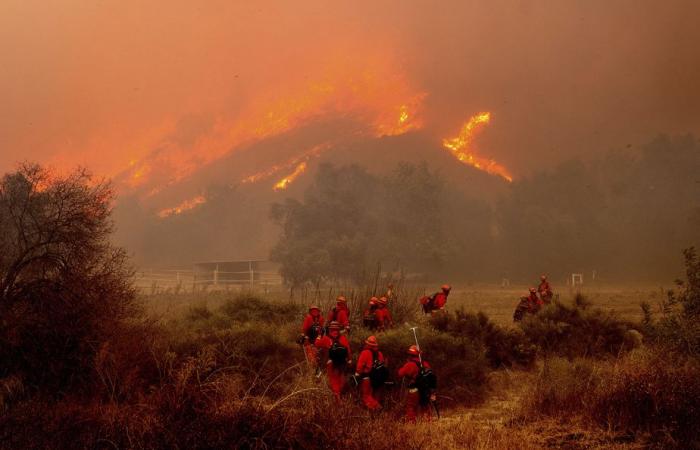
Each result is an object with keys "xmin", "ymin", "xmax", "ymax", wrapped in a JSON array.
[{"xmin": 0, "ymin": 163, "xmax": 137, "ymax": 391}]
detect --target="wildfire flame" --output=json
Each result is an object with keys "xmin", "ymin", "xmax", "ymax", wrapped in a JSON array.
[
  {"xmin": 240, "ymin": 143, "xmax": 330, "ymax": 185},
  {"xmin": 121, "ymin": 59, "xmax": 426, "ymax": 193},
  {"xmin": 157, "ymin": 195, "xmax": 207, "ymax": 218},
  {"xmin": 442, "ymin": 112, "xmax": 513, "ymax": 182},
  {"xmin": 273, "ymin": 162, "xmax": 307, "ymax": 191}
]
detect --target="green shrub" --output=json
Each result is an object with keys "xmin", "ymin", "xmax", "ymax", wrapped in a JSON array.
[
  {"xmin": 519, "ymin": 295, "xmax": 634, "ymax": 359},
  {"xmin": 429, "ymin": 309, "xmax": 537, "ymax": 368}
]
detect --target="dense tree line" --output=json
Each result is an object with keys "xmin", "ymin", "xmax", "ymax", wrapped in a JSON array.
[{"xmin": 271, "ymin": 134, "xmax": 700, "ymax": 286}]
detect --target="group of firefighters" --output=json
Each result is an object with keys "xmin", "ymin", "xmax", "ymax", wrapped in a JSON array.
[
  {"xmin": 298, "ymin": 278, "xmax": 555, "ymax": 421},
  {"xmin": 299, "ymin": 284, "xmax": 449, "ymax": 422},
  {"xmin": 513, "ymin": 275, "xmax": 554, "ymax": 321}
]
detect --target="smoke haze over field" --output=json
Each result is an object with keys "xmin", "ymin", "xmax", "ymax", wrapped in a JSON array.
[
  {"xmin": 2, "ymin": 1, "xmax": 700, "ymax": 280},
  {"xmin": 2, "ymin": 1, "xmax": 700, "ymax": 178}
]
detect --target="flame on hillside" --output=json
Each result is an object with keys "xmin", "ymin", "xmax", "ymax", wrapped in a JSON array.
[
  {"xmin": 240, "ymin": 143, "xmax": 330, "ymax": 185},
  {"xmin": 157, "ymin": 195, "xmax": 207, "ymax": 218},
  {"xmin": 273, "ymin": 162, "xmax": 307, "ymax": 191},
  {"xmin": 443, "ymin": 112, "xmax": 513, "ymax": 182},
  {"xmin": 121, "ymin": 57, "xmax": 426, "ymax": 193}
]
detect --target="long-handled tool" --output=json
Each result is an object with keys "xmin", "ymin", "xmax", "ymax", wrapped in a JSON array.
[
  {"xmin": 409, "ymin": 326, "xmax": 422, "ymax": 365},
  {"xmin": 408, "ymin": 326, "xmax": 440, "ymax": 419}
]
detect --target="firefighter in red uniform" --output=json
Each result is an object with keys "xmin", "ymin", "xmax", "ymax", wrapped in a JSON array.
[
  {"xmin": 327, "ymin": 295, "xmax": 350, "ymax": 334},
  {"xmin": 300, "ymin": 305, "xmax": 324, "ymax": 369},
  {"xmin": 363, "ymin": 297, "xmax": 379, "ymax": 329},
  {"xmin": 527, "ymin": 287, "xmax": 544, "ymax": 312},
  {"xmin": 315, "ymin": 321, "xmax": 352, "ymax": 401},
  {"xmin": 538, "ymin": 275, "xmax": 553, "ymax": 303},
  {"xmin": 375, "ymin": 296, "xmax": 393, "ymax": 331},
  {"xmin": 398, "ymin": 345, "xmax": 435, "ymax": 423},
  {"xmin": 432, "ymin": 284, "xmax": 451, "ymax": 313},
  {"xmin": 355, "ymin": 335, "xmax": 385, "ymax": 410}
]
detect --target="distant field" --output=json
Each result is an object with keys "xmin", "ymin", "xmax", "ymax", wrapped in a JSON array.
[
  {"xmin": 141, "ymin": 282, "xmax": 673, "ymax": 326},
  {"xmin": 446, "ymin": 284, "xmax": 671, "ymax": 326}
]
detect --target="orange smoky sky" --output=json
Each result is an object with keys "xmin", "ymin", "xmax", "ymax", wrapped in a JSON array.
[{"xmin": 1, "ymin": 0, "xmax": 699, "ymax": 179}]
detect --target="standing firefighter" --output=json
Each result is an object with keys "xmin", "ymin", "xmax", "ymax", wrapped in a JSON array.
[
  {"xmin": 420, "ymin": 284, "xmax": 451, "ymax": 314},
  {"xmin": 355, "ymin": 335, "xmax": 388, "ymax": 411},
  {"xmin": 300, "ymin": 306, "xmax": 324, "ymax": 369},
  {"xmin": 328, "ymin": 295, "xmax": 350, "ymax": 334},
  {"xmin": 375, "ymin": 296, "xmax": 393, "ymax": 331},
  {"xmin": 398, "ymin": 345, "xmax": 437, "ymax": 423},
  {"xmin": 363, "ymin": 297, "xmax": 379, "ymax": 330},
  {"xmin": 315, "ymin": 321, "xmax": 352, "ymax": 401},
  {"xmin": 538, "ymin": 275, "xmax": 553, "ymax": 303}
]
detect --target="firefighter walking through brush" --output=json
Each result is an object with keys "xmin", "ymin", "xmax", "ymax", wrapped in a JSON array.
[
  {"xmin": 375, "ymin": 296, "xmax": 393, "ymax": 331},
  {"xmin": 420, "ymin": 284, "xmax": 451, "ymax": 314},
  {"xmin": 327, "ymin": 295, "xmax": 350, "ymax": 334},
  {"xmin": 300, "ymin": 305, "xmax": 324, "ymax": 370},
  {"xmin": 538, "ymin": 274, "xmax": 553, "ymax": 303},
  {"xmin": 315, "ymin": 321, "xmax": 352, "ymax": 401},
  {"xmin": 398, "ymin": 345, "xmax": 437, "ymax": 423},
  {"xmin": 355, "ymin": 335, "xmax": 388, "ymax": 411},
  {"xmin": 363, "ymin": 297, "xmax": 379, "ymax": 330}
]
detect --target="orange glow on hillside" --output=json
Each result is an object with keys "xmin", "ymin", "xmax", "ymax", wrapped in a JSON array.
[
  {"xmin": 273, "ymin": 162, "xmax": 307, "ymax": 191},
  {"xmin": 443, "ymin": 112, "xmax": 513, "ymax": 182},
  {"xmin": 120, "ymin": 58, "xmax": 426, "ymax": 194},
  {"xmin": 241, "ymin": 143, "xmax": 330, "ymax": 185},
  {"xmin": 157, "ymin": 195, "xmax": 207, "ymax": 218}
]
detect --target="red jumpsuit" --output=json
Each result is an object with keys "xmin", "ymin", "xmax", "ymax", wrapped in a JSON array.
[
  {"xmin": 301, "ymin": 314, "xmax": 324, "ymax": 368},
  {"xmin": 328, "ymin": 305, "xmax": 350, "ymax": 331},
  {"xmin": 356, "ymin": 347, "xmax": 385, "ymax": 410},
  {"xmin": 527, "ymin": 292, "xmax": 544, "ymax": 311},
  {"xmin": 315, "ymin": 333, "xmax": 352, "ymax": 400},
  {"xmin": 398, "ymin": 358, "xmax": 433, "ymax": 423},
  {"xmin": 375, "ymin": 307, "xmax": 393, "ymax": 331},
  {"xmin": 538, "ymin": 281, "xmax": 553, "ymax": 302},
  {"xmin": 433, "ymin": 292, "xmax": 448, "ymax": 311},
  {"xmin": 363, "ymin": 306, "xmax": 377, "ymax": 329}
]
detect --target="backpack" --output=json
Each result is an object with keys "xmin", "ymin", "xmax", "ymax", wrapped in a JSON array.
[
  {"xmin": 413, "ymin": 360, "xmax": 437, "ymax": 404},
  {"xmin": 420, "ymin": 293, "xmax": 438, "ymax": 314},
  {"xmin": 309, "ymin": 317, "xmax": 322, "ymax": 341},
  {"xmin": 328, "ymin": 338, "xmax": 348, "ymax": 366},
  {"xmin": 363, "ymin": 312, "xmax": 376, "ymax": 329},
  {"xmin": 369, "ymin": 350, "xmax": 389, "ymax": 388}
]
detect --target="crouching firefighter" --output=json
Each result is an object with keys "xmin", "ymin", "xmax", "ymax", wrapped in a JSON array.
[
  {"xmin": 398, "ymin": 345, "xmax": 438, "ymax": 423},
  {"xmin": 420, "ymin": 284, "xmax": 451, "ymax": 315},
  {"xmin": 299, "ymin": 305, "xmax": 324, "ymax": 370},
  {"xmin": 354, "ymin": 336, "xmax": 388, "ymax": 411},
  {"xmin": 315, "ymin": 321, "xmax": 352, "ymax": 401}
]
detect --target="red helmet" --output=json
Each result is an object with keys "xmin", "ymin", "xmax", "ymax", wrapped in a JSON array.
[
  {"xmin": 336, "ymin": 295, "xmax": 347, "ymax": 303},
  {"xmin": 365, "ymin": 335, "xmax": 378, "ymax": 347},
  {"xmin": 328, "ymin": 321, "xmax": 341, "ymax": 331},
  {"xmin": 369, "ymin": 296, "xmax": 379, "ymax": 305},
  {"xmin": 407, "ymin": 345, "xmax": 420, "ymax": 356},
  {"xmin": 441, "ymin": 284, "xmax": 451, "ymax": 292}
]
